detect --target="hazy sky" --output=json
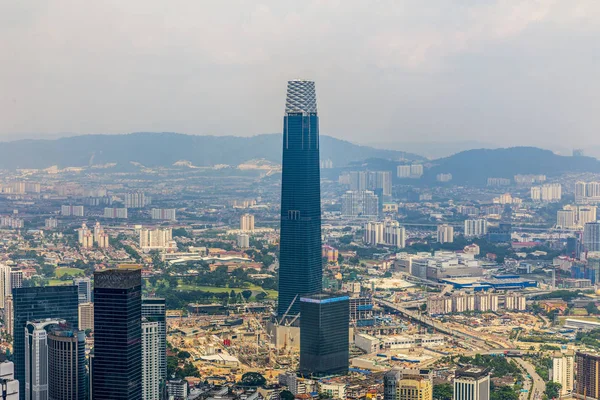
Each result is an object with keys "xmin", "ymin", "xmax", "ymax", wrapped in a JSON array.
[{"xmin": 1, "ymin": 1, "xmax": 599, "ymax": 148}]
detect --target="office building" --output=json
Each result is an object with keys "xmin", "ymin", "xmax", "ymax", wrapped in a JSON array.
[
  {"xmin": 364, "ymin": 220, "xmax": 406, "ymax": 248},
  {"xmin": 103, "ymin": 207, "xmax": 128, "ymax": 219},
  {"xmin": 124, "ymin": 192, "xmax": 150, "ymax": 208},
  {"xmin": 142, "ymin": 298, "xmax": 166, "ymax": 382},
  {"xmin": 575, "ymin": 351, "xmax": 600, "ymax": 400},
  {"xmin": 142, "ymin": 320, "xmax": 160, "ymax": 400},
  {"xmin": 557, "ymin": 209, "xmax": 577, "ymax": 229},
  {"xmin": 437, "ymin": 225, "xmax": 454, "ymax": 244},
  {"xmin": 13, "ymin": 286, "xmax": 78, "ymax": 400},
  {"xmin": 61, "ymin": 205, "xmax": 84, "ymax": 217},
  {"xmin": 384, "ymin": 369, "xmax": 432, "ymax": 400},
  {"xmin": 277, "ymin": 80, "xmax": 323, "ymax": 318},
  {"xmin": 78, "ymin": 302, "xmax": 94, "ymax": 331},
  {"xmin": 74, "ymin": 278, "xmax": 91, "ymax": 304},
  {"xmin": 47, "ymin": 326, "xmax": 86, "ymax": 400},
  {"xmin": 240, "ymin": 214, "xmax": 255, "ymax": 231},
  {"xmin": 25, "ymin": 319, "xmax": 64, "ymax": 400},
  {"xmin": 93, "ymin": 268, "xmax": 142, "ymax": 400},
  {"xmin": 584, "ymin": 222, "xmax": 600, "ymax": 252},
  {"xmin": 139, "ymin": 228, "xmax": 176, "ymax": 251},
  {"xmin": 237, "ymin": 234, "xmax": 250, "ymax": 249},
  {"xmin": 341, "ymin": 190, "xmax": 379, "ymax": 217},
  {"xmin": 299, "ymin": 294, "xmax": 349, "ymax": 377},
  {"xmin": 0, "ymin": 361, "xmax": 20, "ymax": 400},
  {"xmin": 151, "ymin": 208, "xmax": 176, "ymax": 221},
  {"xmin": 454, "ymin": 367, "xmax": 490, "ymax": 400},
  {"xmin": 464, "ymin": 219, "xmax": 487, "ymax": 237},
  {"xmin": 552, "ymin": 351, "xmax": 574, "ymax": 397}
]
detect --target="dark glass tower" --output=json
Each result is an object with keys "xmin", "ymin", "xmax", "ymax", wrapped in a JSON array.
[
  {"xmin": 13, "ymin": 286, "xmax": 78, "ymax": 400},
  {"xmin": 92, "ymin": 268, "xmax": 142, "ymax": 400},
  {"xmin": 299, "ymin": 294, "xmax": 349, "ymax": 377},
  {"xmin": 277, "ymin": 79, "xmax": 323, "ymax": 318},
  {"xmin": 48, "ymin": 326, "xmax": 87, "ymax": 400}
]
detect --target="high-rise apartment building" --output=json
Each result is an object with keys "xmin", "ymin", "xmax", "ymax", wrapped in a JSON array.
[
  {"xmin": 531, "ymin": 183, "xmax": 562, "ymax": 202},
  {"xmin": 348, "ymin": 171, "xmax": 392, "ymax": 197},
  {"xmin": 124, "ymin": 192, "xmax": 150, "ymax": 208},
  {"xmin": 299, "ymin": 294, "xmax": 349, "ymax": 377},
  {"xmin": 103, "ymin": 207, "xmax": 128, "ymax": 219},
  {"xmin": 557, "ymin": 209, "xmax": 577, "ymax": 229},
  {"xmin": 166, "ymin": 380, "xmax": 188, "ymax": 400},
  {"xmin": 464, "ymin": 219, "xmax": 488, "ymax": 237},
  {"xmin": 364, "ymin": 220, "xmax": 406, "ymax": 248},
  {"xmin": 142, "ymin": 298, "xmax": 166, "ymax": 382},
  {"xmin": 139, "ymin": 228, "xmax": 175, "ymax": 251},
  {"xmin": 237, "ymin": 234, "xmax": 250, "ymax": 249},
  {"xmin": 61, "ymin": 205, "xmax": 84, "ymax": 217},
  {"xmin": 552, "ymin": 350, "xmax": 574, "ymax": 397},
  {"xmin": 25, "ymin": 319, "xmax": 64, "ymax": 400},
  {"xmin": 0, "ymin": 361, "xmax": 20, "ymax": 400},
  {"xmin": 437, "ymin": 225, "xmax": 454, "ymax": 244},
  {"xmin": 74, "ymin": 277, "xmax": 91, "ymax": 304},
  {"xmin": 13, "ymin": 286, "xmax": 78, "ymax": 400},
  {"xmin": 44, "ymin": 218, "xmax": 58, "ymax": 229},
  {"xmin": 575, "ymin": 351, "xmax": 600, "ymax": 400},
  {"xmin": 341, "ymin": 191, "xmax": 379, "ymax": 217},
  {"xmin": 584, "ymin": 222, "xmax": 600, "ymax": 252},
  {"xmin": 151, "ymin": 208, "xmax": 176, "ymax": 221},
  {"xmin": 240, "ymin": 214, "xmax": 255, "ymax": 231},
  {"xmin": 576, "ymin": 182, "xmax": 600, "ymax": 204},
  {"xmin": 141, "ymin": 320, "xmax": 160, "ymax": 400},
  {"xmin": 277, "ymin": 80, "xmax": 323, "ymax": 318},
  {"xmin": 5, "ymin": 295, "xmax": 13, "ymax": 335},
  {"xmin": 454, "ymin": 367, "xmax": 490, "ymax": 400},
  {"xmin": 47, "ymin": 326, "xmax": 86, "ymax": 400},
  {"xmin": 93, "ymin": 268, "xmax": 142, "ymax": 400},
  {"xmin": 579, "ymin": 206, "xmax": 598, "ymax": 226},
  {"xmin": 78, "ymin": 302, "xmax": 94, "ymax": 331},
  {"xmin": 0, "ymin": 264, "xmax": 12, "ymax": 309},
  {"xmin": 384, "ymin": 369, "xmax": 432, "ymax": 400},
  {"xmin": 10, "ymin": 271, "xmax": 23, "ymax": 290}
]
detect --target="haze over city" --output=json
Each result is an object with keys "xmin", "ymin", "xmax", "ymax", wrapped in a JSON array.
[{"xmin": 2, "ymin": 1, "xmax": 600, "ymax": 151}]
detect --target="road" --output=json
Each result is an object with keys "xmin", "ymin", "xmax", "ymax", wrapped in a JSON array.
[{"xmin": 513, "ymin": 357, "xmax": 545, "ymax": 400}]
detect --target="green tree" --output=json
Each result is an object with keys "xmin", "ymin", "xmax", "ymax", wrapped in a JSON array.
[
  {"xmin": 433, "ymin": 383, "xmax": 453, "ymax": 400},
  {"xmin": 178, "ymin": 351, "xmax": 191, "ymax": 359},
  {"xmin": 240, "ymin": 372, "xmax": 266, "ymax": 387},
  {"xmin": 280, "ymin": 390, "xmax": 294, "ymax": 400},
  {"xmin": 241, "ymin": 290, "xmax": 252, "ymax": 301},
  {"xmin": 545, "ymin": 382, "xmax": 562, "ymax": 399}
]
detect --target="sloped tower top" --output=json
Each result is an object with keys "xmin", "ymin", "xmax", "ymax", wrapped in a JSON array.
[{"xmin": 285, "ymin": 79, "xmax": 317, "ymax": 114}]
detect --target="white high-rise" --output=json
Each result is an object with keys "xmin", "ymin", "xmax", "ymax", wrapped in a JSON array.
[
  {"xmin": 464, "ymin": 219, "xmax": 487, "ymax": 237},
  {"xmin": 437, "ymin": 225, "xmax": 454, "ymax": 244},
  {"xmin": 74, "ymin": 277, "xmax": 91, "ymax": 303},
  {"xmin": 0, "ymin": 361, "xmax": 20, "ymax": 400},
  {"xmin": 341, "ymin": 191, "xmax": 379, "ymax": 217},
  {"xmin": 557, "ymin": 209, "xmax": 576, "ymax": 229},
  {"xmin": 551, "ymin": 350, "xmax": 574, "ymax": 397},
  {"xmin": 240, "ymin": 214, "xmax": 255, "ymax": 231},
  {"xmin": 0, "ymin": 264, "xmax": 12, "ymax": 309},
  {"xmin": 142, "ymin": 320, "xmax": 160, "ymax": 400},
  {"xmin": 25, "ymin": 319, "xmax": 64, "ymax": 400},
  {"xmin": 151, "ymin": 209, "xmax": 176, "ymax": 221},
  {"xmin": 364, "ymin": 220, "xmax": 406, "ymax": 248},
  {"xmin": 139, "ymin": 228, "xmax": 176, "ymax": 251}
]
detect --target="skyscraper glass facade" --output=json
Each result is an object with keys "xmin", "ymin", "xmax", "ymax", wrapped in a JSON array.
[
  {"xmin": 92, "ymin": 268, "xmax": 142, "ymax": 400},
  {"xmin": 13, "ymin": 286, "xmax": 78, "ymax": 400},
  {"xmin": 278, "ymin": 80, "xmax": 323, "ymax": 318},
  {"xmin": 299, "ymin": 294, "xmax": 349, "ymax": 377}
]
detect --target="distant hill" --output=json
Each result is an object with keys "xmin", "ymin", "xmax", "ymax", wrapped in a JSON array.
[
  {"xmin": 0, "ymin": 132, "xmax": 423, "ymax": 170},
  {"xmin": 425, "ymin": 147, "xmax": 600, "ymax": 185}
]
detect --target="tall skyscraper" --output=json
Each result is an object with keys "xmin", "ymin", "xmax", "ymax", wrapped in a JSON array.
[
  {"xmin": 341, "ymin": 190, "xmax": 379, "ymax": 217},
  {"xmin": 93, "ymin": 268, "xmax": 142, "ymax": 400},
  {"xmin": 13, "ymin": 286, "xmax": 78, "ymax": 400},
  {"xmin": 47, "ymin": 326, "xmax": 86, "ymax": 400},
  {"xmin": 141, "ymin": 320, "xmax": 160, "ymax": 400},
  {"xmin": 575, "ymin": 351, "xmax": 600, "ymax": 400},
  {"xmin": 454, "ymin": 367, "xmax": 490, "ymax": 400},
  {"xmin": 78, "ymin": 302, "xmax": 94, "ymax": 332},
  {"xmin": 437, "ymin": 224, "xmax": 454, "ymax": 244},
  {"xmin": 552, "ymin": 351, "xmax": 574, "ymax": 397},
  {"xmin": 464, "ymin": 219, "xmax": 488, "ymax": 237},
  {"xmin": 25, "ymin": 319, "xmax": 64, "ymax": 400},
  {"xmin": 0, "ymin": 264, "xmax": 12, "ymax": 308},
  {"xmin": 240, "ymin": 214, "xmax": 255, "ymax": 232},
  {"xmin": 584, "ymin": 222, "xmax": 600, "ymax": 252},
  {"xmin": 142, "ymin": 298, "xmax": 166, "ymax": 382},
  {"xmin": 299, "ymin": 294, "xmax": 349, "ymax": 377},
  {"xmin": 278, "ymin": 80, "xmax": 323, "ymax": 318}
]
